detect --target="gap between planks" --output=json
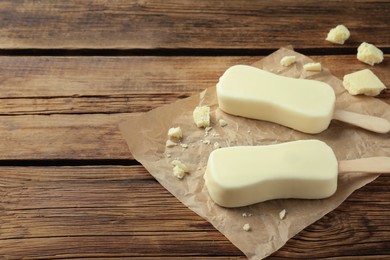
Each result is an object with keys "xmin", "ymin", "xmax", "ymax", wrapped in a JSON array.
[{"xmin": 0, "ymin": 47, "xmax": 384, "ymax": 57}]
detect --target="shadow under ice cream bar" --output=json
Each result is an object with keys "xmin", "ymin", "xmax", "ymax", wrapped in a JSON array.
[
  {"xmin": 217, "ymin": 65, "xmax": 390, "ymax": 134},
  {"xmin": 204, "ymin": 140, "xmax": 390, "ymax": 208}
]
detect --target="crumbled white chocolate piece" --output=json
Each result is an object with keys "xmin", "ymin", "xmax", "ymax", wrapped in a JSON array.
[
  {"xmin": 303, "ymin": 62, "xmax": 322, "ymax": 71},
  {"xmin": 357, "ymin": 42, "xmax": 384, "ymax": 66},
  {"xmin": 171, "ymin": 160, "xmax": 188, "ymax": 172},
  {"xmin": 204, "ymin": 126, "xmax": 213, "ymax": 137},
  {"xmin": 343, "ymin": 69, "xmax": 386, "ymax": 96},
  {"xmin": 280, "ymin": 56, "xmax": 296, "ymax": 66},
  {"xmin": 243, "ymin": 223, "xmax": 251, "ymax": 232},
  {"xmin": 202, "ymin": 140, "xmax": 211, "ymax": 145},
  {"xmin": 193, "ymin": 106, "xmax": 210, "ymax": 128},
  {"xmin": 173, "ymin": 165, "xmax": 186, "ymax": 179},
  {"xmin": 213, "ymin": 142, "xmax": 221, "ymax": 149},
  {"xmin": 219, "ymin": 119, "xmax": 228, "ymax": 127},
  {"xmin": 180, "ymin": 143, "xmax": 189, "ymax": 149},
  {"xmin": 242, "ymin": 213, "xmax": 251, "ymax": 217},
  {"xmin": 326, "ymin": 25, "xmax": 350, "ymax": 44},
  {"xmin": 171, "ymin": 160, "xmax": 189, "ymax": 179},
  {"xmin": 279, "ymin": 209, "xmax": 287, "ymax": 220},
  {"xmin": 211, "ymin": 132, "xmax": 220, "ymax": 137},
  {"xmin": 167, "ymin": 127, "xmax": 182, "ymax": 139},
  {"xmin": 165, "ymin": 153, "xmax": 171, "ymax": 158},
  {"xmin": 166, "ymin": 140, "xmax": 178, "ymax": 147}
]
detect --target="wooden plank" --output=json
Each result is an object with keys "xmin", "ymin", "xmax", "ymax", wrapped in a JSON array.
[
  {"xmin": 0, "ymin": 113, "xmax": 131, "ymax": 160},
  {"xmin": 0, "ymin": 236, "xmax": 243, "ymax": 258},
  {"xmin": 0, "ymin": 56, "xmax": 258, "ymax": 98},
  {"xmin": 0, "ymin": 55, "xmax": 388, "ymax": 115},
  {"xmin": 0, "ymin": 165, "xmax": 243, "ymax": 258},
  {"xmin": 0, "ymin": 1, "xmax": 388, "ymax": 49},
  {"xmin": 0, "ymin": 55, "xmax": 388, "ymax": 160},
  {"xmin": 0, "ymin": 166, "xmax": 388, "ymax": 258}
]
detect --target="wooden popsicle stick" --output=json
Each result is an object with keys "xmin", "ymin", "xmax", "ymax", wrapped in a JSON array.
[
  {"xmin": 338, "ymin": 157, "xmax": 390, "ymax": 174},
  {"xmin": 333, "ymin": 109, "xmax": 390, "ymax": 134}
]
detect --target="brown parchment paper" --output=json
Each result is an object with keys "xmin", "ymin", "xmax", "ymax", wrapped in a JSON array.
[{"xmin": 119, "ymin": 47, "xmax": 390, "ymax": 259}]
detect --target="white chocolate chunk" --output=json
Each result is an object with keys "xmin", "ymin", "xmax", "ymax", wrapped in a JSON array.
[
  {"xmin": 216, "ymin": 65, "xmax": 335, "ymax": 134},
  {"xmin": 180, "ymin": 143, "xmax": 189, "ymax": 149},
  {"xmin": 326, "ymin": 25, "xmax": 350, "ymax": 44},
  {"xmin": 204, "ymin": 140, "xmax": 338, "ymax": 208},
  {"xmin": 171, "ymin": 160, "xmax": 189, "ymax": 179},
  {"xmin": 166, "ymin": 140, "xmax": 178, "ymax": 147},
  {"xmin": 343, "ymin": 69, "xmax": 386, "ymax": 96},
  {"xmin": 303, "ymin": 62, "xmax": 322, "ymax": 71},
  {"xmin": 173, "ymin": 166, "xmax": 186, "ymax": 179},
  {"xmin": 171, "ymin": 159, "xmax": 188, "ymax": 172},
  {"xmin": 193, "ymin": 106, "xmax": 210, "ymax": 128},
  {"xmin": 243, "ymin": 223, "xmax": 251, "ymax": 232},
  {"xmin": 280, "ymin": 56, "xmax": 296, "ymax": 66},
  {"xmin": 167, "ymin": 127, "xmax": 182, "ymax": 139},
  {"xmin": 279, "ymin": 209, "xmax": 287, "ymax": 220},
  {"xmin": 213, "ymin": 142, "xmax": 221, "ymax": 149},
  {"xmin": 219, "ymin": 119, "xmax": 228, "ymax": 127},
  {"xmin": 357, "ymin": 42, "xmax": 384, "ymax": 66}
]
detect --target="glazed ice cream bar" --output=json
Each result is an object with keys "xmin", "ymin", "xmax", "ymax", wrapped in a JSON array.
[
  {"xmin": 204, "ymin": 140, "xmax": 338, "ymax": 208},
  {"xmin": 216, "ymin": 65, "xmax": 336, "ymax": 134},
  {"xmin": 217, "ymin": 65, "xmax": 390, "ymax": 134},
  {"xmin": 204, "ymin": 140, "xmax": 390, "ymax": 207}
]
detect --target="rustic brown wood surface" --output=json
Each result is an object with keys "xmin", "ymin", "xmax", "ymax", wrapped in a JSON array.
[
  {"xmin": 0, "ymin": 56, "xmax": 388, "ymax": 161},
  {"xmin": 0, "ymin": 166, "xmax": 388, "ymax": 258},
  {"xmin": 0, "ymin": 0, "xmax": 389, "ymax": 259},
  {"xmin": 0, "ymin": 0, "xmax": 388, "ymax": 50}
]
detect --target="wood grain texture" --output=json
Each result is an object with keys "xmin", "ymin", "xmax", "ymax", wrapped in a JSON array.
[
  {"xmin": 0, "ymin": 166, "xmax": 388, "ymax": 258},
  {"xmin": 0, "ymin": 55, "xmax": 388, "ymax": 161},
  {"xmin": 0, "ymin": 56, "xmax": 257, "ymax": 98},
  {"xmin": 0, "ymin": 0, "xmax": 388, "ymax": 49},
  {"xmin": 0, "ymin": 114, "xmax": 130, "ymax": 160},
  {"xmin": 0, "ymin": 0, "xmax": 388, "ymax": 258},
  {"xmin": 0, "ymin": 55, "xmax": 388, "ymax": 115}
]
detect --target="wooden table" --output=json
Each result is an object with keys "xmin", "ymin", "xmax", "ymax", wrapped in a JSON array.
[{"xmin": 0, "ymin": 1, "xmax": 389, "ymax": 258}]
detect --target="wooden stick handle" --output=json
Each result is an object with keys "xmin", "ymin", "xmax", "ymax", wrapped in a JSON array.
[
  {"xmin": 333, "ymin": 109, "xmax": 390, "ymax": 134},
  {"xmin": 338, "ymin": 157, "xmax": 390, "ymax": 174}
]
